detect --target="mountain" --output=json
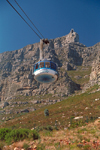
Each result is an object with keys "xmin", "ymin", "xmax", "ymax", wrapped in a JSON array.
[
  {"xmin": 0, "ymin": 29, "xmax": 100, "ymax": 102},
  {"xmin": 1, "ymin": 29, "xmax": 100, "ymax": 150}
]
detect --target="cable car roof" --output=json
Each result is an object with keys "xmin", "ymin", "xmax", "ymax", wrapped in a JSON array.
[{"xmin": 34, "ymin": 59, "xmax": 57, "ymax": 64}]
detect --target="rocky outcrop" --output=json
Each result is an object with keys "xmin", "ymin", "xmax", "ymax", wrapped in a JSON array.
[
  {"xmin": 66, "ymin": 29, "xmax": 79, "ymax": 43},
  {"xmin": 0, "ymin": 29, "xmax": 100, "ymax": 101},
  {"xmin": 90, "ymin": 50, "xmax": 100, "ymax": 86}
]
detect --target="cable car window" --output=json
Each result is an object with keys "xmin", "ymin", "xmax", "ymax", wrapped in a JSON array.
[
  {"xmin": 33, "ymin": 66, "xmax": 34, "ymax": 72},
  {"xmin": 35, "ymin": 64, "xmax": 38, "ymax": 69},
  {"xmin": 45, "ymin": 62, "xmax": 50, "ymax": 68},
  {"xmin": 40, "ymin": 62, "xmax": 44, "ymax": 68},
  {"xmin": 51, "ymin": 62, "xmax": 56, "ymax": 70}
]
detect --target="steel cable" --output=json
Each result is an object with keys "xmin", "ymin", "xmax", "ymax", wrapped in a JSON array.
[
  {"xmin": 6, "ymin": 0, "xmax": 42, "ymax": 39},
  {"xmin": 14, "ymin": 0, "xmax": 45, "ymax": 39}
]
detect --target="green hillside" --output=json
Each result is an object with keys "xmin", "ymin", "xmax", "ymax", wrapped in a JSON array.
[
  {"xmin": 0, "ymin": 84, "xmax": 100, "ymax": 149},
  {"xmin": 0, "ymin": 83, "xmax": 100, "ymax": 129}
]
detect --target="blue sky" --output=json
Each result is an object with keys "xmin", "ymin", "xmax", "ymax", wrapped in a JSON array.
[{"xmin": 0, "ymin": 0, "xmax": 100, "ymax": 53}]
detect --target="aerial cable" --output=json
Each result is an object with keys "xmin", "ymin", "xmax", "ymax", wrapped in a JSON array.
[
  {"xmin": 6, "ymin": 0, "xmax": 42, "ymax": 39},
  {"xmin": 14, "ymin": 0, "xmax": 45, "ymax": 39}
]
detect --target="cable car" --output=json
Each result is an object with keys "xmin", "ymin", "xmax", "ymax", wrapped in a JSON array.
[
  {"xmin": 33, "ymin": 59, "xmax": 58, "ymax": 83},
  {"xmin": 32, "ymin": 39, "xmax": 58, "ymax": 83},
  {"xmin": 6, "ymin": 0, "xmax": 58, "ymax": 84}
]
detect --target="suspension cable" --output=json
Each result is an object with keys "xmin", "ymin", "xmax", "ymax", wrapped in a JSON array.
[
  {"xmin": 14, "ymin": 0, "xmax": 45, "ymax": 39},
  {"xmin": 6, "ymin": 0, "xmax": 42, "ymax": 39}
]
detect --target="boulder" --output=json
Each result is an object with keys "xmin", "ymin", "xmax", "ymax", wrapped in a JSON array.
[{"xmin": 21, "ymin": 109, "xmax": 29, "ymax": 113}]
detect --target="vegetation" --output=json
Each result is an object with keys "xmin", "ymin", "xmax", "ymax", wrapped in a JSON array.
[
  {"xmin": 44, "ymin": 109, "xmax": 49, "ymax": 116},
  {"xmin": 0, "ymin": 142, "xmax": 5, "ymax": 150},
  {"xmin": 0, "ymin": 128, "xmax": 11, "ymax": 140},
  {"xmin": 67, "ymin": 66, "xmax": 91, "ymax": 85},
  {"xmin": 0, "ymin": 84, "xmax": 100, "ymax": 130},
  {"xmin": 0, "ymin": 65, "xmax": 100, "ymax": 149},
  {"xmin": 0, "ymin": 128, "xmax": 39, "ymax": 145},
  {"xmin": 23, "ymin": 143, "xmax": 30, "ymax": 150}
]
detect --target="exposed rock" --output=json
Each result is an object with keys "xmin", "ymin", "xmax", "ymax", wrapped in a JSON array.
[
  {"xmin": 12, "ymin": 102, "xmax": 18, "ymax": 105},
  {"xmin": 74, "ymin": 116, "xmax": 83, "ymax": 120},
  {"xmin": 21, "ymin": 109, "xmax": 29, "ymax": 113},
  {"xmin": 89, "ymin": 50, "xmax": 100, "ymax": 87},
  {"xmin": 0, "ymin": 29, "xmax": 100, "ymax": 102},
  {"xmin": 33, "ymin": 100, "xmax": 40, "ymax": 104},
  {"xmin": 84, "ymin": 75, "xmax": 89, "ymax": 78},
  {"xmin": 74, "ymin": 75, "xmax": 82, "ymax": 80},
  {"xmin": 29, "ymin": 108, "xmax": 36, "ymax": 111},
  {"xmin": 66, "ymin": 29, "xmax": 79, "ymax": 43},
  {"xmin": 0, "ymin": 110, "xmax": 5, "ymax": 114}
]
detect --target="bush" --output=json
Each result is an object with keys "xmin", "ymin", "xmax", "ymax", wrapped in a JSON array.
[
  {"xmin": 83, "ymin": 144, "xmax": 91, "ymax": 150},
  {"xmin": 44, "ymin": 109, "xmax": 49, "ymax": 116},
  {"xmin": 0, "ymin": 128, "xmax": 39, "ymax": 145},
  {"xmin": 23, "ymin": 143, "xmax": 30, "ymax": 150},
  {"xmin": 44, "ymin": 125, "xmax": 53, "ymax": 131},
  {"xmin": 54, "ymin": 126, "xmax": 59, "ymax": 130},
  {"xmin": 35, "ymin": 125, "xmax": 53, "ymax": 132},
  {"xmin": 5, "ymin": 128, "xmax": 30, "ymax": 144},
  {"xmin": 35, "ymin": 126, "xmax": 44, "ymax": 132},
  {"xmin": 4, "ymin": 102, "xmax": 9, "ymax": 108},
  {"xmin": 0, "ymin": 128, "xmax": 11, "ymax": 140},
  {"xmin": 0, "ymin": 142, "xmax": 5, "ymax": 150},
  {"xmin": 29, "ymin": 129, "xmax": 39, "ymax": 140},
  {"xmin": 37, "ymin": 144, "xmax": 45, "ymax": 150}
]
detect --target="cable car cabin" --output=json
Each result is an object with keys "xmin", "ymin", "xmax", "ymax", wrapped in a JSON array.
[{"xmin": 32, "ymin": 59, "xmax": 58, "ymax": 83}]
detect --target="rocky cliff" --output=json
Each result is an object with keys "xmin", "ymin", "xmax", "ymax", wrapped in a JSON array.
[
  {"xmin": 0, "ymin": 29, "xmax": 100, "ymax": 102},
  {"xmin": 90, "ymin": 44, "xmax": 100, "ymax": 86}
]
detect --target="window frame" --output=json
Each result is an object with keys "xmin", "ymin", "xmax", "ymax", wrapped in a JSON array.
[
  {"xmin": 50, "ymin": 62, "xmax": 56, "ymax": 70},
  {"xmin": 45, "ymin": 62, "xmax": 50, "ymax": 68},
  {"xmin": 39, "ymin": 62, "xmax": 44, "ymax": 68}
]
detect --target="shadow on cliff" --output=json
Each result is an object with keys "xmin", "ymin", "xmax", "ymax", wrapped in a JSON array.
[{"xmin": 68, "ymin": 49, "xmax": 83, "ymax": 66}]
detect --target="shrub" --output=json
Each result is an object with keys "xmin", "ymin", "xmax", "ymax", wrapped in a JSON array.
[
  {"xmin": 5, "ymin": 128, "xmax": 29, "ymax": 144},
  {"xmin": 35, "ymin": 126, "xmax": 41, "ymax": 132},
  {"xmin": 23, "ymin": 143, "xmax": 30, "ymax": 150},
  {"xmin": 44, "ymin": 125, "xmax": 53, "ymax": 131},
  {"xmin": 37, "ymin": 144, "xmax": 45, "ymax": 150},
  {"xmin": 54, "ymin": 142, "xmax": 60, "ymax": 149},
  {"xmin": 54, "ymin": 126, "xmax": 59, "ymax": 130},
  {"xmin": 43, "ymin": 130, "xmax": 53, "ymax": 137},
  {"xmin": 83, "ymin": 144, "xmax": 91, "ymax": 150},
  {"xmin": 5, "ymin": 136, "xmax": 12, "ymax": 145},
  {"xmin": 29, "ymin": 129, "xmax": 39, "ymax": 140},
  {"xmin": 0, "ymin": 128, "xmax": 11, "ymax": 140},
  {"xmin": 35, "ymin": 126, "xmax": 44, "ymax": 132},
  {"xmin": 44, "ymin": 109, "xmax": 49, "ymax": 116},
  {"xmin": 0, "ymin": 142, "xmax": 5, "ymax": 150},
  {"xmin": 4, "ymin": 102, "xmax": 9, "ymax": 108},
  {"xmin": 0, "ymin": 128, "xmax": 39, "ymax": 145}
]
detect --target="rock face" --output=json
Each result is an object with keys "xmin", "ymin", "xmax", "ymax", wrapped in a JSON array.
[
  {"xmin": 0, "ymin": 29, "xmax": 100, "ymax": 102},
  {"xmin": 90, "ymin": 47, "xmax": 100, "ymax": 86},
  {"xmin": 66, "ymin": 29, "xmax": 79, "ymax": 43}
]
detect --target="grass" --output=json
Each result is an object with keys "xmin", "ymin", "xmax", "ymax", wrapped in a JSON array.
[
  {"xmin": 38, "ymin": 120, "xmax": 100, "ymax": 149},
  {"xmin": 67, "ymin": 66, "xmax": 91, "ymax": 85},
  {"xmin": 0, "ymin": 84, "xmax": 100, "ymax": 130},
  {"xmin": 86, "ymin": 84, "xmax": 100, "ymax": 93},
  {"xmin": 0, "ymin": 85, "xmax": 100, "ymax": 149}
]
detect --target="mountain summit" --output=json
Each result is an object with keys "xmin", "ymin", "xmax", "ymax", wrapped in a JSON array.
[{"xmin": 0, "ymin": 29, "xmax": 100, "ymax": 102}]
